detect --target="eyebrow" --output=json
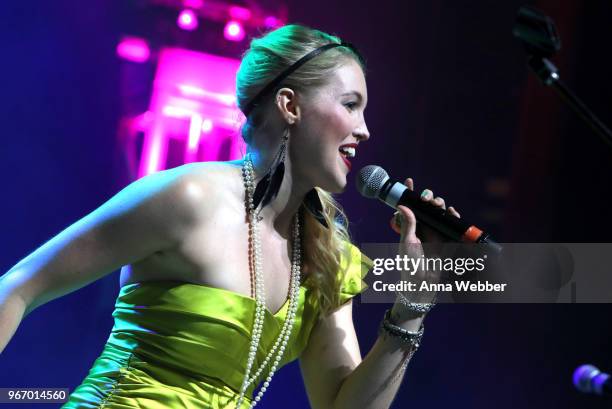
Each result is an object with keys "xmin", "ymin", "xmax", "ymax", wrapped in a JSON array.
[{"xmin": 340, "ymin": 91, "xmax": 364, "ymax": 101}]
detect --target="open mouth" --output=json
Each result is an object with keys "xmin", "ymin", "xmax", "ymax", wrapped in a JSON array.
[{"xmin": 338, "ymin": 145, "xmax": 356, "ymax": 170}]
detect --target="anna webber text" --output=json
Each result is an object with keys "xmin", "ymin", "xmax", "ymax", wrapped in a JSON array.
[{"xmin": 373, "ymin": 280, "xmax": 508, "ymax": 292}]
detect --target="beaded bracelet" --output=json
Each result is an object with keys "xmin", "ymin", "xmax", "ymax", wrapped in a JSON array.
[
  {"xmin": 378, "ymin": 309, "xmax": 424, "ymax": 350},
  {"xmin": 395, "ymin": 291, "xmax": 436, "ymax": 315}
]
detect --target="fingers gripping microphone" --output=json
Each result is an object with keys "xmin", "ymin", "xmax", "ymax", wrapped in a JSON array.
[
  {"xmin": 573, "ymin": 365, "xmax": 611, "ymax": 396},
  {"xmin": 356, "ymin": 165, "xmax": 502, "ymax": 253}
]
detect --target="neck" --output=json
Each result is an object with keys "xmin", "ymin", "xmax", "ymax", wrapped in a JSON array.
[{"xmin": 247, "ymin": 144, "xmax": 311, "ymax": 239}]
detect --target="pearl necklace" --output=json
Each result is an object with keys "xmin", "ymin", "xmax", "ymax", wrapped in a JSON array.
[{"xmin": 236, "ymin": 153, "xmax": 302, "ymax": 408}]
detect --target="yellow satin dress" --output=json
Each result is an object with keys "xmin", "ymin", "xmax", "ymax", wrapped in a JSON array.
[{"xmin": 62, "ymin": 244, "xmax": 372, "ymax": 408}]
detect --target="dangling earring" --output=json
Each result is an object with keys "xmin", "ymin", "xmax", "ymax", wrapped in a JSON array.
[
  {"xmin": 252, "ymin": 129, "xmax": 289, "ymax": 214},
  {"xmin": 303, "ymin": 188, "xmax": 328, "ymax": 228}
]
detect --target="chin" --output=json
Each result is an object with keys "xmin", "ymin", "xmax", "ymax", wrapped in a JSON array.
[
  {"xmin": 320, "ymin": 169, "xmax": 348, "ymax": 194},
  {"xmin": 310, "ymin": 157, "xmax": 350, "ymax": 193}
]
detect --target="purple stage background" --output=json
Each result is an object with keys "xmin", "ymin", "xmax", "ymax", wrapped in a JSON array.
[{"xmin": 1, "ymin": 0, "xmax": 611, "ymax": 408}]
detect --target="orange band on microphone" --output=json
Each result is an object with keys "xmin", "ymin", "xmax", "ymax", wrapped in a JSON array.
[{"xmin": 461, "ymin": 226, "xmax": 483, "ymax": 243}]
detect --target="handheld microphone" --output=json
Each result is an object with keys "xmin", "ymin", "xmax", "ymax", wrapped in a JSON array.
[
  {"xmin": 573, "ymin": 365, "xmax": 611, "ymax": 396},
  {"xmin": 355, "ymin": 165, "xmax": 502, "ymax": 253}
]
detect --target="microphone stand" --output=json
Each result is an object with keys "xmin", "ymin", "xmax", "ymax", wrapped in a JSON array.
[
  {"xmin": 514, "ymin": 5, "xmax": 612, "ymax": 150},
  {"xmin": 527, "ymin": 55, "xmax": 612, "ymax": 149}
]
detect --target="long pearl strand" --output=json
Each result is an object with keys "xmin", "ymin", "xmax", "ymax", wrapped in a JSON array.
[{"xmin": 236, "ymin": 153, "xmax": 302, "ymax": 408}]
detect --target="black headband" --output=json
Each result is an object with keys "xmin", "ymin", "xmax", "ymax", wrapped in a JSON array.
[{"xmin": 242, "ymin": 42, "xmax": 363, "ymax": 118}]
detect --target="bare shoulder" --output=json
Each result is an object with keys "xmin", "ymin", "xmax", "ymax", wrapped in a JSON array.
[
  {"xmin": 175, "ymin": 160, "xmax": 244, "ymax": 195},
  {"xmin": 90, "ymin": 160, "xmax": 243, "ymax": 247},
  {"xmin": 143, "ymin": 161, "xmax": 243, "ymax": 235},
  {"xmin": 119, "ymin": 160, "xmax": 247, "ymax": 286},
  {"xmin": 163, "ymin": 160, "xmax": 244, "ymax": 219}
]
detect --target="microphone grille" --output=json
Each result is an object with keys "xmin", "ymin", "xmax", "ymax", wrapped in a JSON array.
[{"xmin": 356, "ymin": 165, "xmax": 389, "ymax": 198}]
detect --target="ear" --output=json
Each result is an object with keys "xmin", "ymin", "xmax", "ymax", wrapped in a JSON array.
[{"xmin": 274, "ymin": 87, "xmax": 300, "ymax": 125}]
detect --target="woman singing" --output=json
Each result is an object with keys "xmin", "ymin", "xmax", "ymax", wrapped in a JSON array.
[{"xmin": 0, "ymin": 24, "xmax": 459, "ymax": 408}]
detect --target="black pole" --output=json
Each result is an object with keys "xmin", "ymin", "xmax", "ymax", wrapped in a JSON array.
[{"xmin": 528, "ymin": 55, "xmax": 612, "ymax": 149}]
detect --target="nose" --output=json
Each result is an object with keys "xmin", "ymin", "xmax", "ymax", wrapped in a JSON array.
[{"xmin": 354, "ymin": 120, "xmax": 370, "ymax": 142}]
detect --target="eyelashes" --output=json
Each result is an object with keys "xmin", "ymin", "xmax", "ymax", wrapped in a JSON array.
[{"xmin": 343, "ymin": 101, "xmax": 358, "ymax": 111}]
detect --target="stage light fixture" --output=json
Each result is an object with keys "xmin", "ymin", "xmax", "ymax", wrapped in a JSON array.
[
  {"xmin": 116, "ymin": 37, "xmax": 151, "ymax": 63},
  {"xmin": 264, "ymin": 16, "xmax": 281, "ymax": 29},
  {"xmin": 177, "ymin": 9, "xmax": 199, "ymax": 31},
  {"xmin": 223, "ymin": 20, "xmax": 245, "ymax": 42},
  {"xmin": 182, "ymin": 0, "xmax": 204, "ymax": 8},
  {"xmin": 229, "ymin": 6, "xmax": 251, "ymax": 21},
  {"xmin": 201, "ymin": 118, "xmax": 214, "ymax": 133}
]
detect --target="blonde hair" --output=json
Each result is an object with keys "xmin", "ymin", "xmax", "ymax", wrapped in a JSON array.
[{"xmin": 236, "ymin": 24, "xmax": 365, "ymax": 316}]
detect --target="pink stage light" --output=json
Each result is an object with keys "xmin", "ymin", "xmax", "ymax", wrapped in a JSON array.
[
  {"xmin": 177, "ymin": 9, "xmax": 198, "ymax": 31},
  {"xmin": 264, "ymin": 16, "xmax": 281, "ymax": 29},
  {"xmin": 147, "ymin": 133, "xmax": 163, "ymax": 175},
  {"xmin": 116, "ymin": 37, "xmax": 150, "ymax": 63},
  {"xmin": 138, "ymin": 48, "xmax": 245, "ymax": 177},
  {"xmin": 229, "ymin": 6, "xmax": 252, "ymax": 21},
  {"xmin": 133, "ymin": 111, "xmax": 154, "ymax": 131},
  {"xmin": 162, "ymin": 105, "xmax": 194, "ymax": 118},
  {"xmin": 178, "ymin": 84, "xmax": 236, "ymax": 106},
  {"xmin": 188, "ymin": 114, "xmax": 203, "ymax": 151},
  {"xmin": 183, "ymin": 0, "xmax": 204, "ymax": 8},
  {"xmin": 201, "ymin": 119, "xmax": 213, "ymax": 133},
  {"xmin": 178, "ymin": 84, "xmax": 206, "ymax": 97},
  {"xmin": 223, "ymin": 20, "xmax": 245, "ymax": 42}
]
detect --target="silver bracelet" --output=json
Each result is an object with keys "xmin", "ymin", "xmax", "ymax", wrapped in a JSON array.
[
  {"xmin": 378, "ymin": 309, "xmax": 424, "ymax": 350},
  {"xmin": 395, "ymin": 291, "xmax": 436, "ymax": 315}
]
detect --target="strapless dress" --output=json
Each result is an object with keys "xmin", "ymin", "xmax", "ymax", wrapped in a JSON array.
[{"xmin": 61, "ymin": 243, "xmax": 372, "ymax": 408}]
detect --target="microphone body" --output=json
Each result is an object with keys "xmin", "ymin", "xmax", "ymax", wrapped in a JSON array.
[{"xmin": 356, "ymin": 166, "xmax": 502, "ymax": 253}]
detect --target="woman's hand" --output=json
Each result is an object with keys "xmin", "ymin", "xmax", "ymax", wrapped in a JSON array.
[
  {"xmin": 389, "ymin": 178, "xmax": 461, "ymax": 243},
  {"xmin": 388, "ymin": 178, "xmax": 461, "ymax": 323}
]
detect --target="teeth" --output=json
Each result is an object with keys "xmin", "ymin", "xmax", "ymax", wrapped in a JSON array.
[{"xmin": 339, "ymin": 146, "xmax": 356, "ymax": 158}]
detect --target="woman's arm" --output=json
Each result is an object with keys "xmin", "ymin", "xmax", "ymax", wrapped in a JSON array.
[
  {"xmin": 0, "ymin": 165, "xmax": 206, "ymax": 353},
  {"xmin": 302, "ymin": 180, "xmax": 450, "ymax": 408},
  {"xmin": 300, "ymin": 299, "xmax": 424, "ymax": 409}
]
